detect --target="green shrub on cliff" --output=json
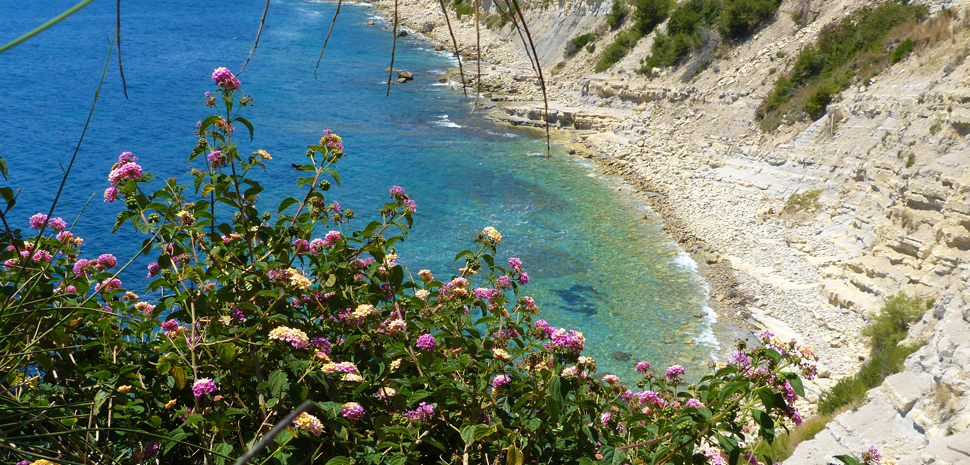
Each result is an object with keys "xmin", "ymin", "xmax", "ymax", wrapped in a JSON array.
[
  {"xmin": 758, "ymin": 0, "xmax": 928, "ymax": 130},
  {"xmin": 566, "ymin": 33, "xmax": 596, "ymax": 57},
  {"xmin": 607, "ymin": 0, "xmax": 629, "ymax": 29},
  {"xmin": 817, "ymin": 294, "xmax": 928, "ymax": 416},
  {"xmin": 718, "ymin": 0, "xmax": 782, "ymax": 40}
]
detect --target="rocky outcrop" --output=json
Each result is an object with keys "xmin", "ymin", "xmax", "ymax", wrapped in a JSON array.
[{"xmin": 786, "ymin": 291, "xmax": 970, "ymax": 465}]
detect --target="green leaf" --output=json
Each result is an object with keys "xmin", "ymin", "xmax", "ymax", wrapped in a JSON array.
[
  {"xmin": 598, "ymin": 445, "xmax": 626, "ymax": 465},
  {"xmin": 474, "ymin": 425, "xmax": 494, "ymax": 441},
  {"xmin": 0, "ymin": 157, "xmax": 7, "ymax": 180},
  {"xmin": 754, "ymin": 409, "xmax": 775, "ymax": 444},
  {"xmin": 0, "ymin": 186, "xmax": 14, "ymax": 209},
  {"xmin": 833, "ymin": 455, "xmax": 862, "ymax": 465},
  {"xmin": 172, "ymin": 367, "xmax": 187, "ymax": 390},
  {"xmin": 268, "ymin": 370, "xmax": 288, "ymax": 395},
  {"xmin": 213, "ymin": 443, "xmax": 233, "ymax": 465},
  {"xmin": 157, "ymin": 358, "xmax": 171, "ymax": 376},
  {"xmin": 198, "ymin": 115, "xmax": 221, "ymax": 135},
  {"xmin": 60, "ymin": 417, "xmax": 78, "ymax": 427},
  {"xmin": 460, "ymin": 424, "xmax": 476, "ymax": 444},
  {"xmin": 326, "ymin": 458, "xmax": 351, "ymax": 465},
  {"xmin": 507, "ymin": 445, "xmax": 524, "ymax": 465},
  {"xmin": 321, "ymin": 167, "xmax": 341, "ymax": 187},
  {"xmin": 787, "ymin": 375, "xmax": 805, "ymax": 398},
  {"xmin": 234, "ymin": 116, "xmax": 255, "ymax": 141},
  {"xmin": 547, "ymin": 376, "xmax": 564, "ymax": 406},
  {"xmin": 113, "ymin": 210, "xmax": 133, "ymax": 233}
]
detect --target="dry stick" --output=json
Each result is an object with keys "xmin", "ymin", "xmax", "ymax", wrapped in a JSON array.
[
  {"xmin": 386, "ymin": 0, "xmax": 400, "ymax": 97},
  {"xmin": 436, "ymin": 0, "xmax": 468, "ymax": 96},
  {"xmin": 116, "ymin": 0, "xmax": 127, "ymax": 98},
  {"xmin": 239, "ymin": 0, "xmax": 271, "ymax": 74},
  {"xmin": 313, "ymin": 0, "xmax": 343, "ymax": 78},
  {"xmin": 949, "ymin": 446, "xmax": 970, "ymax": 458},
  {"xmin": 509, "ymin": 0, "xmax": 550, "ymax": 156},
  {"xmin": 471, "ymin": 0, "xmax": 482, "ymax": 113}
]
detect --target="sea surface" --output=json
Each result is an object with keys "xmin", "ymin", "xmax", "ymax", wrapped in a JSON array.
[{"xmin": 0, "ymin": 0, "xmax": 715, "ymax": 380}]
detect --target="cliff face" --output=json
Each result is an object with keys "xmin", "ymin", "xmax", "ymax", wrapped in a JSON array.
[{"xmin": 372, "ymin": 0, "xmax": 970, "ymax": 460}]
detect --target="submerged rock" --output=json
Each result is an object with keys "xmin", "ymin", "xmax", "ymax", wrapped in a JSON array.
[{"xmin": 611, "ymin": 351, "xmax": 632, "ymax": 362}]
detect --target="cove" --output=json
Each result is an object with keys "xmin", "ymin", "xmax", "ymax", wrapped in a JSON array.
[{"xmin": 0, "ymin": 0, "xmax": 714, "ymax": 381}]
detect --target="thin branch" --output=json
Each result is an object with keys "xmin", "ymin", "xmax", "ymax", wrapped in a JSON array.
[
  {"xmin": 436, "ymin": 0, "xmax": 468, "ymax": 96},
  {"xmin": 239, "ymin": 0, "xmax": 272, "ymax": 74},
  {"xmin": 314, "ymin": 0, "xmax": 343, "ymax": 78},
  {"xmin": 386, "ymin": 0, "xmax": 400, "ymax": 96},
  {"xmin": 116, "ymin": 0, "xmax": 128, "ymax": 98}
]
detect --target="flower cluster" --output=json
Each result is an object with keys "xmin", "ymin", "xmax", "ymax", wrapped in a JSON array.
[
  {"xmin": 212, "ymin": 67, "xmax": 240, "ymax": 91},
  {"xmin": 192, "ymin": 378, "xmax": 217, "ymax": 397},
  {"xmin": 415, "ymin": 333, "xmax": 436, "ymax": 351},
  {"xmin": 104, "ymin": 151, "xmax": 143, "ymax": 202},
  {"xmin": 269, "ymin": 326, "xmax": 309, "ymax": 349},
  {"xmin": 293, "ymin": 412, "xmax": 324, "ymax": 437},
  {"xmin": 403, "ymin": 402, "xmax": 434, "ymax": 421},
  {"xmin": 341, "ymin": 402, "xmax": 364, "ymax": 421},
  {"xmin": 481, "ymin": 226, "xmax": 502, "ymax": 245}
]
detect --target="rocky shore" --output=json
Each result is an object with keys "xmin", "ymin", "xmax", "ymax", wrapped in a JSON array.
[{"xmin": 350, "ymin": 0, "xmax": 970, "ymax": 460}]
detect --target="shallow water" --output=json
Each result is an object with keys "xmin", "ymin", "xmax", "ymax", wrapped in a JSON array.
[{"xmin": 0, "ymin": 0, "xmax": 715, "ymax": 380}]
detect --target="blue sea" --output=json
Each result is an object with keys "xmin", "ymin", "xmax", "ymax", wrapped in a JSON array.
[{"xmin": 0, "ymin": 0, "xmax": 715, "ymax": 380}]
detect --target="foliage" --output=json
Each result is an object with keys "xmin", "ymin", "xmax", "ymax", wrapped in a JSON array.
[
  {"xmin": 817, "ymin": 294, "xmax": 927, "ymax": 416},
  {"xmin": 0, "ymin": 69, "xmax": 821, "ymax": 465},
  {"xmin": 453, "ymin": 0, "xmax": 476, "ymax": 19},
  {"xmin": 587, "ymin": 43, "xmax": 596, "ymax": 53},
  {"xmin": 906, "ymin": 153, "xmax": 916, "ymax": 168},
  {"xmin": 891, "ymin": 38, "xmax": 914, "ymax": 64},
  {"xmin": 718, "ymin": 0, "xmax": 781, "ymax": 41},
  {"xmin": 750, "ymin": 412, "xmax": 831, "ymax": 462},
  {"xmin": 607, "ymin": 0, "xmax": 629, "ymax": 30},
  {"xmin": 783, "ymin": 189, "xmax": 821, "ymax": 214},
  {"xmin": 595, "ymin": 29, "xmax": 642, "ymax": 72},
  {"xmin": 758, "ymin": 0, "xmax": 928, "ymax": 130},
  {"xmin": 634, "ymin": 0, "xmax": 674, "ymax": 35},
  {"xmin": 566, "ymin": 33, "xmax": 596, "ymax": 57}
]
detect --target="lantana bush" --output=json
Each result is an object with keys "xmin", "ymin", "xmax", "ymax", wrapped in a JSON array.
[{"xmin": 0, "ymin": 68, "xmax": 836, "ymax": 465}]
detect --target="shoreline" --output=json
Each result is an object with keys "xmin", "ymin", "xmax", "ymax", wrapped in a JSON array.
[{"xmin": 353, "ymin": 0, "xmax": 760, "ymax": 355}]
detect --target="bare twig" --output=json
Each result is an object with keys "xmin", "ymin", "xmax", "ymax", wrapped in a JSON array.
[
  {"xmin": 386, "ymin": 0, "xmax": 400, "ymax": 96},
  {"xmin": 116, "ymin": 0, "xmax": 128, "ymax": 98},
  {"xmin": 436, "ymin": 0, "xmax": 468, "ymax": 96},
  {"xmin": 232, "ymin": 400, "xmax": 313, "ymax": 465},
  {"xmin": 313, "ymin": 0, "xmax": 343, "ymax": 78},
  {"xmin": 239, "ymin": 0, "xmax": 272, "ymax": 74}
]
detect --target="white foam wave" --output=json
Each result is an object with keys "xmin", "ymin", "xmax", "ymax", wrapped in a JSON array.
[
  {"xmin": 432, "ymin": 115, "xmax": 461, "ymax": 128},
  {"xmin": 671, "ymin": 250, "xmax": 698, "ymax": 273}
]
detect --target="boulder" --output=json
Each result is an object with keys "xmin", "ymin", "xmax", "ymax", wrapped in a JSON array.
[
  {"xmin": 366, "ymin": 20, "xmax": 374, "ymax": 25},
  {"xmin": 397, "ymin": 70, "xmax": 414, "ymax": 81},
  {"xmin": 397, "ymin": 30, "xmax": 409, "ymax": 38},
  {"xmin": 419, "ymin": 22, "xmax": 435, "ymax": 33}
]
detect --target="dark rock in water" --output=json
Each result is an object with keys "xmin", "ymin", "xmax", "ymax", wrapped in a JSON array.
[
  {"xmin": 398, "ymin": 30, "xmax": 409, "ymax": 38},
  {"xmin": 394, "ymin": 77, "xmax": 407, "ymax": 84},
  {"xmin": 611, "ymin": 351, "xmax": 632, "ymax": 362},
  {"xmin": 420, "ymin": 22, "xmax": 435, "ymax": 33},
  {"xmin": 433, "ymin": 44, "xmax": 445, "ymax": 51},
  {"xmin": 553, "ymin": 284, "xmax": 604, "ymax": 316},
  {"xmin": 397, "ymin": 70, "xmax": 414, "ymax": 81},
  {"xmin": 663, "ymin": 337, "xmax": 677, "ymax": 344}
]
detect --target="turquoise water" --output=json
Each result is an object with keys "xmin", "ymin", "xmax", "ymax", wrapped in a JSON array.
[{"xmin": 0, "ymin": 0, "xmax": 715, "ymax": 380}]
